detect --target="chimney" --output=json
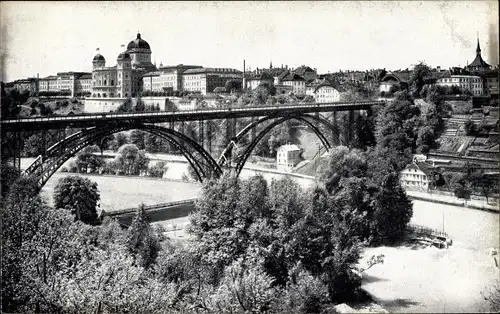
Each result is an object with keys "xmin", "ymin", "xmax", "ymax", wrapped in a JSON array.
[{"xmin": 243, "ymin": 59, "xmax": 246, "ymax": 89}]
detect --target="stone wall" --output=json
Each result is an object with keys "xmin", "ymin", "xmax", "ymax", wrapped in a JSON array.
[{"xmin": 83, "ymin": 98, "xmax": 126, "ymax": 113}]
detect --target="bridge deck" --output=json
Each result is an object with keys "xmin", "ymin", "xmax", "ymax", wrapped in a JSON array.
[{"xmin": 1, "ymin": 101, "xmax": 383, "ymax": 131}]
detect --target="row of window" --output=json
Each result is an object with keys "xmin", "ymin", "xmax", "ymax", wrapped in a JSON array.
[
  {"xmin": 403, "ymin": 181, "xmax": 428, "ymax": 187},
  {"xmin": 403, "ymin": 173, "xmax": 428, "ymax": 181},
  {"xmin": 439, "ymin": 77, "xmax": 481, "ymax": 83},
  {"xmin": 91, "ymin": 92, "xmax": 129, "ymax": 98}
]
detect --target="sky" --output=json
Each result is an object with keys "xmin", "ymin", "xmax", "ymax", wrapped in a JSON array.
[{"xmin": 1, "ymin": 1, "xmax": 498, "ymax": 82}]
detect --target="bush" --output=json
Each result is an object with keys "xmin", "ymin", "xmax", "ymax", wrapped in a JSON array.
[{"xmin": 148, "ymin": 161, "xmax": 168, "ymax": 178}]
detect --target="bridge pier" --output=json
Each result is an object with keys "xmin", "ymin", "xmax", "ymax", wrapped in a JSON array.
[
  {"xmin": 205, "ymin": 120, "xmax": 212, "ymax": 154},
  {"xmin": 251, "ymin": 117, "xmax": 256, "ymax": 142},
  {"xmin": 41, "ymin": 130, "xmax": 47, "ymax": 158},
  {"xmin": 331, "ymin": 111, "xmax": 339, "ymax": 145},
  {"xmin": 14, "ymin": 132, "xmax": 21, "ymax": 172},
  {"xmin": 179, "ymin": 121, "xmax": 185, "ymax": 153},
  {"xmin": 342, "ymin": 110, "xmax": 355, "ymax": 147},
  {"xmin": 198, "ymin": 119, "xmax": 204, "ymax": 149}
]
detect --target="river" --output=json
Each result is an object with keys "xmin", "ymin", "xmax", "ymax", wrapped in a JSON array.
[{"xmin": 28, "ymin": 157, "xmax": 500, "ymax": 313}]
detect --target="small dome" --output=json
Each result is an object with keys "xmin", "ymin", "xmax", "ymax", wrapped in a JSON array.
[
  {"xmin": 93, "ymin": 54, "xmax": 105, "ymax": 62},
  {"xmin": 117, "ymin": 52, "xmax": 131, "ymax": 61},
  {"xmin": 127, "ymin": 33, "xmax": 151, "ymax": 50}
]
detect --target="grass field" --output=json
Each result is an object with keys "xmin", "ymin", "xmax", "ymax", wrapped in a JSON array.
[{"xmin": 41, "ymin": 172, "xmax": 201, "ymax": 212}]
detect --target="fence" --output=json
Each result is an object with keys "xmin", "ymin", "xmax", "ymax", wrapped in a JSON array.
[{"xmin": 406, "ymin": 223, "xmax": 449, "ymax": 239}]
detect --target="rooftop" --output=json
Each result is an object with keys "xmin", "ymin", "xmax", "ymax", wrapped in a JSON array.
[
  {"xmin": 278, "ymin": 144, "xmax": 301, "ymax": 152},
  {"xmin": 184, "ymin": 67, "xmax": 242, "ymax": 75}
]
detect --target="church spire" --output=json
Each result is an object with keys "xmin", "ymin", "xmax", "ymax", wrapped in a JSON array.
[{"xmin": 476, "ymin": 32, "xmax": 481, "ymax": 55}]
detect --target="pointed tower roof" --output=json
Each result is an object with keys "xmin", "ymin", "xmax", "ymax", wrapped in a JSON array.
[{"xmin": 467, "ymin": 35, "xmax": 490, "ymax": 71}]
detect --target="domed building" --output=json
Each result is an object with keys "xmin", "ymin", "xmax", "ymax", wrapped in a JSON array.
[
  {"xmin": 90, "ymin": 33, "xmax": 157, "ymax": 101},
  {"xmin": 126, "ymin": 33, "xmax": 156, "ymax": 72}
]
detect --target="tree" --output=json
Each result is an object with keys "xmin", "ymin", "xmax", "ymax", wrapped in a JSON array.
[
  {"xmin": 464, "ymin": 120, "xmax": 475, "ymax": 135},
  {"xmin": 416, "ymin": 125, "xmax": 435, "ymax": 154},
  {"xmin": 188, "ymin": 174, "xmax": 365, "ymax": 305},
  {"xmin": 225, "ymin": 80, "xmax": 242, "ymax": 93},
  {"xmin": 135, "ymin": 98, "xmax": 145, "ymax": 112},
  {"xmin": 252, "ymin": 84, "xmax": 272, "ymax": 105},
  {"xmin": 113, "ymin": 144, "xmax": 149, "ymax": 175},
  {"xmin": 95, "ymin": 135, "xmax": 114, "ymax": 154},
  {"xmin": 144, "ymin": 132, "xmax": 170, "ymax": 153},
  {"xmin": 0, "ymin": 162, "xmax": 20, "ymax": 198},
  {"xmin": 116, "ymin": 97, "xmax": 133, "ymax": 112},
  {"xmin": 374, "ymin": 90, "xmax": 421, "ymax": 171},
  {"xmin": 75, "ymin": 145, "xmax": 105, "ymax": 173},
  {"xmin": 148, "ymin": 161, "xmax": 168, "ymax": 178},
  {"xmin": 130, "ymin": 130, "xmax": 146, "ymax": 150},
  {"xmin": 53, "ymin": 175, "xmax": 100, "ymax": 224},
  {"xmin": 165, "ymin": 99, "xmax": 177, "ymax": 111},
  {"xmin": 126, "ymin": 204, "xmax": 162, "ymax": 269},
  {"xmin": 477, "ymin": 174, "xmax": 495, "ymax": 204},
  {"xmin": 409, "ymin": 62, "xmax": 431, "ymax": 97},
  {"xmin": 453, "ymin": 177, "xmax": 472, "ymax": 205},
  {"xmin": 23, "ymin": 133, "xmax": 45, "ymax": 157},
  {"xmin": 319, "ymin": 146, "xmax": 413, "ymax": 244},
  {"xmin": 111, "ymin": 132, "xmax": 129, "ymax": 151}
]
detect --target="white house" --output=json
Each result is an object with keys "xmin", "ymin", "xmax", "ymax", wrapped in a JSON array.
[
  {"xmin": 435, "ymin": 74, "xmax": 484, "ymax": 96},
  {"xmin": 276, "ymin": 144, "xmax": 301, "ymax": 172},
  {"xmin": 399, "ymin": 161, "xmax": 435, "ymax": 191},
  {"xmin": 306, "ymin": 83, "xmax": 342, "ymax": 103}
]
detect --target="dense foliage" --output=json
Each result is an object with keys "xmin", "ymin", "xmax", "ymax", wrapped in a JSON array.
[
  {"xmin": 319, "ymin": 146, "xmax": 413, "ymax": 244},
  {"xmin": 53, "ymin": 175, "xmax": 101, "ymax": 224}
]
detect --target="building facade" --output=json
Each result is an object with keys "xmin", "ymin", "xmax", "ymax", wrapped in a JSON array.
[
  {"xmin": 436, "ymin": 75, "xmax": 484, "ymax": 95},
  {"xmin": 399, "ymin": 161, "xmax": 435, "ymax": 191},
  {"xmin": 305, "ymin": 80, "xmax": 342, "ymax": 102},
  {"xmin": 182, "ymin": 67, "xmax": 242, "ymax": 95},
  {"xmin": 481, "ymin": 71, "xmax": 499, "ymax": 96},
  {"xmin": 142, "ymin": 64, "xmax": 204, "ymax": 93},
  {"xmin": 246, "ymin": 72, "xmax": 274, "ymax": 90},
  {"xmin": 75, "ymin": 73, "xmax": 93, "ymax": 96},
  {"xmin": 276, "ymin": 144, "xmax": 301, "ymax": 172},
  {"xmin": 10, "ymin": 78, "xmax": 38, "ymax": 94},
  {"xmin": 280, "ymin": 72, "xmax": 306, "ymax": 95},
  {"xmin": 90, "ymin": 33, "xmax": 157, "ymax": 98},
  {"xmin": 379, "ymin": 72, "xmax": 409, "ymax": 93}
]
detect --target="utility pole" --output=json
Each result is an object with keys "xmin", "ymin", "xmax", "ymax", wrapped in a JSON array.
[{"xmin": 442, "ymin": 212, "xmax": 444, "ymax": 234}]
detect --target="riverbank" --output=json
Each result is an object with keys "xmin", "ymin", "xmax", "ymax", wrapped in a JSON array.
[{"xmin": 406, "ymin": 190, "xmax": 499, "ymax": 213}]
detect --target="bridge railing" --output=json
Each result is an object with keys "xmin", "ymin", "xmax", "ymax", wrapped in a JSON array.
[
  {"xmin": 102, "ymin": 198, "xmax": 198, "ymax": 217},
  {"xmin": 1, "ymin": 101, "xmax": 384, "ymax": 124}
]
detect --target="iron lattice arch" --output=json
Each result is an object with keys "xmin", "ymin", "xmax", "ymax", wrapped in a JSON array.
[
  {"xmin": 24, "ymin": 123, "xmax": 223, "ymax": 188},
  {"xmin": 23, "ymin": 111, "xmax": 350, "ymax": 188},
  {"xmin": 218, "ymin": 113, "xmax": 345, "ymax": 176}
]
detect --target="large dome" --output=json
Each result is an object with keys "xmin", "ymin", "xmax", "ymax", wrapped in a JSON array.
[
  {"xmin": 93, "ymin": 54, "xmax": 105, "ymax": 62},
  {"xmin": 127, "ymin": 33, "xmax": 151, "ymax": 50},
  {"xmin": 117, "ymin": 51, "xmax": 131, "ymax": 61}
]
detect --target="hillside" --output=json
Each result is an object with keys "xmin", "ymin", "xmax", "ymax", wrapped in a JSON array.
[{"xmin": 18, "ymin": 97, "xmax": 84, "ymax": 117}]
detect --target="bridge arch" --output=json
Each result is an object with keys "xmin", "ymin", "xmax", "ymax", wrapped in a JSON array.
[
  {"xmin": 218, "ymin": 113, "xmax": 344, "ymax": 170},
  {"xmin": 25, "ymin": 123, "xmax": 222, "ymax": 188}
]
